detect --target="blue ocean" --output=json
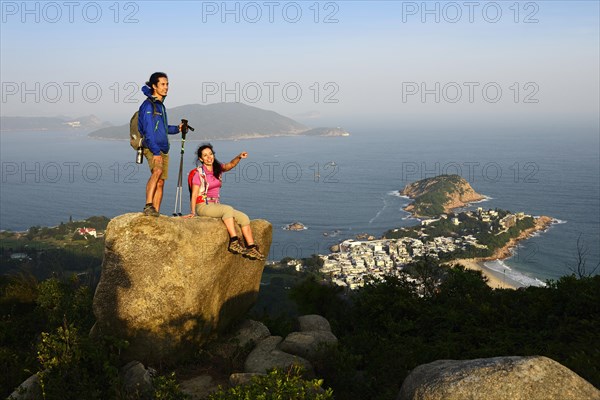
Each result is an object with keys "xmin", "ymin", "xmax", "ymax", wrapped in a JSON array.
[{"xmin": 1, "ymin": 129, "xmax": 598, "ymax": 285}]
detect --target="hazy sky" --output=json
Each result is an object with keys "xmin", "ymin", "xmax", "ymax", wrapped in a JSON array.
[{"xmin": 1, "ymin": 1, "xmax": 599, "ymax": 130}]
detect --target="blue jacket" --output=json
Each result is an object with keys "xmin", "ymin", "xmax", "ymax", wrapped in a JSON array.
[{"xmin": 138, "ymin": 85, "xmax": 179, "ymax": 156}]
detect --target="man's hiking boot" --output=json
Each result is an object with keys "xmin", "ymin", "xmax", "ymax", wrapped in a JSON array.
[
  {"xmin": 243, "ymin": 245, "xmax": 266, "ymax": 261},
  {"xmin": 143, "ymin": 204, "xmax": 159, "ymax": 217},
  {"xmin": 228, "ymin": 239, "xmax": 246, "ymax": 255}
]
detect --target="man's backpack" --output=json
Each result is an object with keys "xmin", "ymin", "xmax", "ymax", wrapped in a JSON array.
[
  {"xmin": 129, "ymin": 111, "xmax": 143, "ymax": 150},
  {"xmin": 129, "ymin": 101, "xmax": 157, "ymax": 150}
]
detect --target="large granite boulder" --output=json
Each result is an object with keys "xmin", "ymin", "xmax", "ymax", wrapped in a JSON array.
[
  {"xmin": 92, "ymin": 213, "xmax": 272, "ymax": 364},
  {"xmin": 397, "ymin": 356, "xmax": 600, "ymax": 400}
]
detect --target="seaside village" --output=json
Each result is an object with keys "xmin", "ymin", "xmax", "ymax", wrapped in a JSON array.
[{"xmin": 310, "ymin": 208, "xmax": 531, "ymax": 290}]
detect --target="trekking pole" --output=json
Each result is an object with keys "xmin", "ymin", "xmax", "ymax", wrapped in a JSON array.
[{"xmin": 172, "ymin": 119, "xmax": 195, "ymax": 216}]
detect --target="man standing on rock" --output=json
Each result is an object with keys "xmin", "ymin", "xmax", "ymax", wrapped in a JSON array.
[{"xmin": 139, "ymin": 72, "xmax": 182, "ymax": 216}]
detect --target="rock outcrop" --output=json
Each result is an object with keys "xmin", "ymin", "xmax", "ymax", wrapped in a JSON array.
[
  {"xmin": 92, "ymin": 213, "xmax": 272, "ymax": 364},
  {"xmin": 186, "ymin": 314, "xmax": 339, "ymax": 396},
  {"xmin": 397, "ymin": 356, "xmax": 600, "ymax": 400}
]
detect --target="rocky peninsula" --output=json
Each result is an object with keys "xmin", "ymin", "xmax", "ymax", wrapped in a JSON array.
[{"xmin": 400, "ymin": 174, "xmax": 485, "ymax": 217}]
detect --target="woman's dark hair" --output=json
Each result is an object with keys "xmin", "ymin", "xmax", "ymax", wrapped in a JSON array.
[
  {"xmin": 197, "ymin": 143, "xmax": 223, "ymax": 179},
  {"xmin": 146, "ymin": 72, "xmax": 168, "ymax": 93}
]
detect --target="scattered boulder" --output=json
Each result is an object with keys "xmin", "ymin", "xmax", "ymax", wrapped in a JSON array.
[
  {"xmin": 241, "ymin": 315, "xmax": 338, "ymax": 379},
  {"xmin": 231, "ymin": 319, "xmax": 271, "ymax": 348},
  {"xmin": 92, "ymin": 213, "xmax": 272, "ymax": 364},
  {"xmin": 244, "ymin": 336, "xmax": 314, "ymax": 377},
  {"xmin": 298, "ymin": 314, "xmax": 332, "ymax": 332},
  {"xmin": 120, "ymin": 361, "xmax": 154, "ymax": 399},
  {"xmin": 397, "ymin": 356, "xmax": 600, "ymax": 400},
  {"xmin": 279, "ymin": 314, "xmax": 338, "ymax": 362},
  {"xmin": 205, "ymin": 319, "xmax": 271, "ymax": 362},
  {"xmin": 279, "ymin": 331, "xmax": 338, "ymax": 361}
]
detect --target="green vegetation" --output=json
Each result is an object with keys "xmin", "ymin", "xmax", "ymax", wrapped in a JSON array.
[
  {"xmin": 384, "ymin": 209, "xmax": 537, "ymax": 260},
  {"xmin": 403, "ymin": 174, "xmax": 473, "ymax": 217},
  {"xmin": 0, "ymin": 216, "xmax": 108, "ymax": 279},
  {"xmin": 288, "ymin": 264, "xmax": 600, "ymax": 400},
  {"xmin": 3, "ymin": 261, "xmax": 599, "ymax": 400},
  {"xmin": 1, "ymin": 273, "xmax": 117, "ymax": 398},
  {"xmin": 0, "ymin": 273, "xmax": 194, "ymax": 399}
]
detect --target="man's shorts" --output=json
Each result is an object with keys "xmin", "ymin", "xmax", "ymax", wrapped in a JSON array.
[{"xmin": 143, "ymin": 148, "xmax": 169, "ymax": 180}]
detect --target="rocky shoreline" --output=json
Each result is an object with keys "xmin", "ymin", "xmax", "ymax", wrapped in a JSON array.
[{"xmin": 484, "ymin": 216, "xmax": 554, "ymax": 261}]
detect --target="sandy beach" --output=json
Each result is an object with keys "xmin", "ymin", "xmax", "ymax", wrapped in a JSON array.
[
  {"xmin": 448, "ymin": 258, "xmax": 519, "ymax": 289},
  {"xmin": 444, "ymin": 216, "xmax": 554, "ymax": 290}
]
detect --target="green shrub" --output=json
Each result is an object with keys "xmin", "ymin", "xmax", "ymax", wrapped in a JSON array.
[
  {"xmin": 36, "ymin": 321, "xmax": 127, "ymax": 400},
  {"xmin": 36, "ymin": 276, "xmax": 94, "ymax": 329},
  {"xmin": 208, "ymin": 365, "xmax": 334, "ymax": 400},
  {"xmin": 153, "ymin": 372, "xmax": 190, "ymax": 400}
]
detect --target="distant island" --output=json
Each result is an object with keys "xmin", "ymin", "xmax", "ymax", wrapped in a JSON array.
[
  {"xmin": 0, "ymin": 115, "xmax": 110, "ymax": 132},
  {"xmin": 400, "ymin": 174, "xmax": 485, "ymax": 217},
  {"xmin": 88, "ymin": 102, "xmax": 350, "ymax": 140}
]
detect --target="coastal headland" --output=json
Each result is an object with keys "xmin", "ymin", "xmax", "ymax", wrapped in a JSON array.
[
  {"xmin": 399, "ymin": 175, "xmax": 554, "ymax": 289},
  {"xmin": 320, "ymin": 175, "xmax": 556, "ymax": 291}
]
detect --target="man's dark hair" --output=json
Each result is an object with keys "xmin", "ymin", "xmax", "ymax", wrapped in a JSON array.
[{"xmin": 146, "ymin": 72, "xmax": 168, "ymax": 93}]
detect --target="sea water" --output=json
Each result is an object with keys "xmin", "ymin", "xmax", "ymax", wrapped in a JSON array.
[{"xmin": 1, "ymin": 129, "xmax": 598, "ymax": 284}]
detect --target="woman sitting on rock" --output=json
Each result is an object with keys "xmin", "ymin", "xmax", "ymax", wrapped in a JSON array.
[{"xmin": 188, "ymin": 143, "xmax": 265, "ymax": 261}]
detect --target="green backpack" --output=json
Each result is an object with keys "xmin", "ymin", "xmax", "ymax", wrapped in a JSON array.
[
  {"xmin": 129, "ymin": 111, "xmax": 143, "ymax": 150},
  {"xmin": 129, "ymin": 101, "xmax": 157, "ymax": 150}
]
